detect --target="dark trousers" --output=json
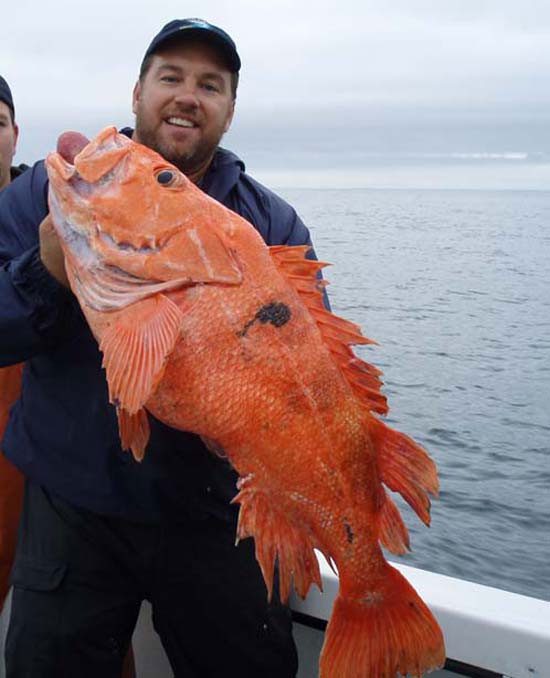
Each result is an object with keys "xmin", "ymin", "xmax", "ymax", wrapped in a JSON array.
[{"xmin": 5, "ymin": 482, "xmax": 298, "ymax": 677}]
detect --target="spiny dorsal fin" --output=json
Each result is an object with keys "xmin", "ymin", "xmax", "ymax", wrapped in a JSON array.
[
  {"xmin": 270, "ymin": 245, "xmax": 328, "ymax": 309},
  {"xmin": 270, "ymin": 245, "xmax": 388, "ymax": 416}
]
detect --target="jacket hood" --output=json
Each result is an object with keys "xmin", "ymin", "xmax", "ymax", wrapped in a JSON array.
[{"xmin": 199, "ymin": 147, "xmax": 245, "ymax": 204}]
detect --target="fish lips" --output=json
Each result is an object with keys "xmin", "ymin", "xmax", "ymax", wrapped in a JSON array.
[{"xmin": 46, "ymin": 153, "xmax": 98, "ymax": 236}]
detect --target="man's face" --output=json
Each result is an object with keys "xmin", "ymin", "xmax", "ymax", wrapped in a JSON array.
[
  {"xmin": 132, "ymin": 40, "xmax": 235, "ymax": 180},
  {"xmin": 0, "ymin": 101, "xmax": 18, "ymax": 190}
]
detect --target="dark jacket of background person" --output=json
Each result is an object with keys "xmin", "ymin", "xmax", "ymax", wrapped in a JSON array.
[
  {"xmin": 0, "ymin": 134, "xmax": 316, "ymax": 523},
  {"xmin": 9, "ymin": 165, "xmax": 28, "ymax": 182}
]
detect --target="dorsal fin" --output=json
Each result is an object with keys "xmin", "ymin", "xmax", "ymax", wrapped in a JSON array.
[
  {"xmin": 369, "ymin": 416, "xmax": 439, "ymax": 526},
  {"xmin": 270, "ymin": 245, "xmax": 388, "ymax": 416},
  {"xmin": 378, "ymin": 487, "xmax": 410, "ymax": 554}
]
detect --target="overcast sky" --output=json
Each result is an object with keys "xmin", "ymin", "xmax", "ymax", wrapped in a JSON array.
[{"xmin": 3, "ymin": 0, "xmax": 550, "ymax": 188}]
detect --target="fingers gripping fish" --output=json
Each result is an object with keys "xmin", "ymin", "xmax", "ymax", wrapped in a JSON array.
[{"xmin": 46, "ymin": 127, "xmax": 445, "ymax": 678}]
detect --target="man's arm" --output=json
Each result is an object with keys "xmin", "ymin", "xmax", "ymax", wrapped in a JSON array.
[{"xmin": 0, "ymin": 163, "xmax": 75, "ymax": 366}]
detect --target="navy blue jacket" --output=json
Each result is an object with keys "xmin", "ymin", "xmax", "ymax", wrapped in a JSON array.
[{"xmin": 0, "ymin": 140, "xmax": 316, "ymax": 523}]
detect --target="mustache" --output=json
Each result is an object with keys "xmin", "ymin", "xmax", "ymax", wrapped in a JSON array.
[{"xmin": 165, "ymin": 106, "xmax": 200, "ymax": 121}]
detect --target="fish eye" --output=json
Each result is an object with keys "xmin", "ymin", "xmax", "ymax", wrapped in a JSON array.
[{"xmin": 156, "ymin": 169, "xmax": 177, "ymax": 186}]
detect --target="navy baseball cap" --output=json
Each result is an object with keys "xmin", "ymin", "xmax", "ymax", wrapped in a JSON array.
[
  {"xmin": 0, "ymin": 75, "xmax": 14, "ymax": 118},
  {"xmin": 142, "ymin": 19, "xmax": 241, "ymax": 73}
]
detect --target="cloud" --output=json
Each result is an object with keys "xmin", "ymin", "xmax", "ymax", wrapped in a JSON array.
[{"xmin": 3, "ymin": 0, "xmax": 549, "ymax": 182}]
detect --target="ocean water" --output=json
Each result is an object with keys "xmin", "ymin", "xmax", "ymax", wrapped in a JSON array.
[{"xmin": 279, "ymin": 188, "xmax": 550, "ymax": 602}]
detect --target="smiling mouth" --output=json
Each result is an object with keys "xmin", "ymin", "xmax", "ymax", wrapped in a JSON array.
[{"xmin": 166, "ymin": 117, "xmax": 198, "ymax": 129}]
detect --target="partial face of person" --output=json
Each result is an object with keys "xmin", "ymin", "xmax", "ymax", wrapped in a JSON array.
[
  {"xmin": 132, "ymin": 40, "xmax": 235, "ymax": 181},
  {"xmin": 0, "ymin": 101, "xmax": 18, "ymax": 190}
]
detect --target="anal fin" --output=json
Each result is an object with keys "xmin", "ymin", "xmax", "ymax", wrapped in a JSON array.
[{"xmin": 232, "ymin": 477, "xmax": 322, "ymax": 602}]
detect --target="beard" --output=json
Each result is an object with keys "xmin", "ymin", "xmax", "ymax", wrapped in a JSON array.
[{"xmin": 134, "ymin": 113, "xmax": 221, "ymax": 177}]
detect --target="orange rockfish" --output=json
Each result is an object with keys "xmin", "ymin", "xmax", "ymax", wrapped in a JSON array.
[
  {"xmin": 46, "ymin": 127, "xmax": 445, "ymax": 677},
  {"xmin": 0, "ymin": 363, "xmax": 24, "ymax": 609}
]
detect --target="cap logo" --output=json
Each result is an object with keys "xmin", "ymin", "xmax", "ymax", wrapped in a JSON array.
[{"xmin": 183, "ymin": 19, "xmax": 210, "ymax": 29}]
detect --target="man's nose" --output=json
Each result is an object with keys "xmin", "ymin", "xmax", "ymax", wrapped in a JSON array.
[{"xmin": 173, "ymin": 83, "xmax": 200, "ymax": 108}]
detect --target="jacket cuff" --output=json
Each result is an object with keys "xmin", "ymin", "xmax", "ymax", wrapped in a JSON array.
[
  {"xmin": 11, "ymin": 246, "xmax": 70, "ymax": 301},
  {"xmin": 10, "ymin": 246, "xmax": 76, "ymax": 336}
]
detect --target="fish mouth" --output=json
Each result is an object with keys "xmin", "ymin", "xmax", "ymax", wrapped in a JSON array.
[
  {"xmin": 47, "ymin": 153, "xmax": 97, "ymax": 200},
  {"xmin": 47, "ymin": 152, "xmax": 76, "ymax": 182},
  {"xmin": 46, "ymin": 130, "xmax": 92, "ymax": 187},
  {"xmin": 48, "ymin": 127, "xmax": 130, "ymax": 199}
]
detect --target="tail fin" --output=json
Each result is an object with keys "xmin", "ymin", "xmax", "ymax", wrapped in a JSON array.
[{"xmin": 320, "ymin": 564, "xmax": 445, "ymax": 678}]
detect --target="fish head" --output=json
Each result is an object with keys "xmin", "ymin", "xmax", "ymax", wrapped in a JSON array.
[{"xmin": 46, "ymin": 126, "xmax": 243, "ymax": 292}]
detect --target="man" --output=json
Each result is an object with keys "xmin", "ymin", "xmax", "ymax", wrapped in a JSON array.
[
  {"xmin": 0, "ymin": 76, "xmax": 26, "ymax": 190},
  {"xmin": 0, "ymin": 19, "xmax": 318, "ymax": 677}
]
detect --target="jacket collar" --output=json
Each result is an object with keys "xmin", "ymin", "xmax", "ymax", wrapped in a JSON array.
[{"xmin": 10, "ymin": 164, "xmax": 29, "ymax": 181}]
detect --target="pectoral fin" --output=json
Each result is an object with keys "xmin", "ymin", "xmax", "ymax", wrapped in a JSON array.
[{"xmin": 100, "ymin": 294, "xmax": 182, "ymax": 416}]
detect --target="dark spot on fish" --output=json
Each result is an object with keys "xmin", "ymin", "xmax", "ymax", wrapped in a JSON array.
[
  {"xmin": 256, "ymin": 302, "xmax": 291, "ymax": 327},
  {"xmin": 344, "ymin": 521, "xmax": 354, "ymax": 544},
  {"xmin": 237, "ymin": 302, "xmax": 292, "ymax": 337},
  {"xmin": 237, "ymin": 318, "xmax": 256, "ymax": 338},
  {"xmin": 113, "ymin": 398, "xmax": 121, "ymax": 409}
]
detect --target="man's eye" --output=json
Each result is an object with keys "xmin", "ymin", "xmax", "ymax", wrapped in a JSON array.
[
  {"xmin": 160, "ymin": 76, "xmax": 178, "ymax": 84},
  {"xmin": 202, "ymin": 83, "xmax": 219, "ymax": 93}
]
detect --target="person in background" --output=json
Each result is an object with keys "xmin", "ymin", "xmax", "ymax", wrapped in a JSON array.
[
  {"xmin": 0, "ymin": 76, "xmax": 26, "ymax": 190},
  {"xmin": 0, "ymin": 19, "xmax": 320, "ymax": 677},
  {"xmin": 0, "ymin": 74, "xmax": 26, "ymax": 613},
  {"xmin": 0, "ymin": 73, "xmax": 137, "ymax": 678}
]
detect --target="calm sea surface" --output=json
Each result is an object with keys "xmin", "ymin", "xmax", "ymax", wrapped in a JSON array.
[{"xmin": 279, "ymin": 188, "xmax": 550, "ymax": 602}]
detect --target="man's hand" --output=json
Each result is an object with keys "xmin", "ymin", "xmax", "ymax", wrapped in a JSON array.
[{"xmin": 39, "ymin": 215, "xmax": 69, "ymax": 288}]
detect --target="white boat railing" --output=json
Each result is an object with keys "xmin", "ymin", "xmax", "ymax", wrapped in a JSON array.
[{"xmin": 1, "ymin": 559, "xmax": 549, "ymax": 677}]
